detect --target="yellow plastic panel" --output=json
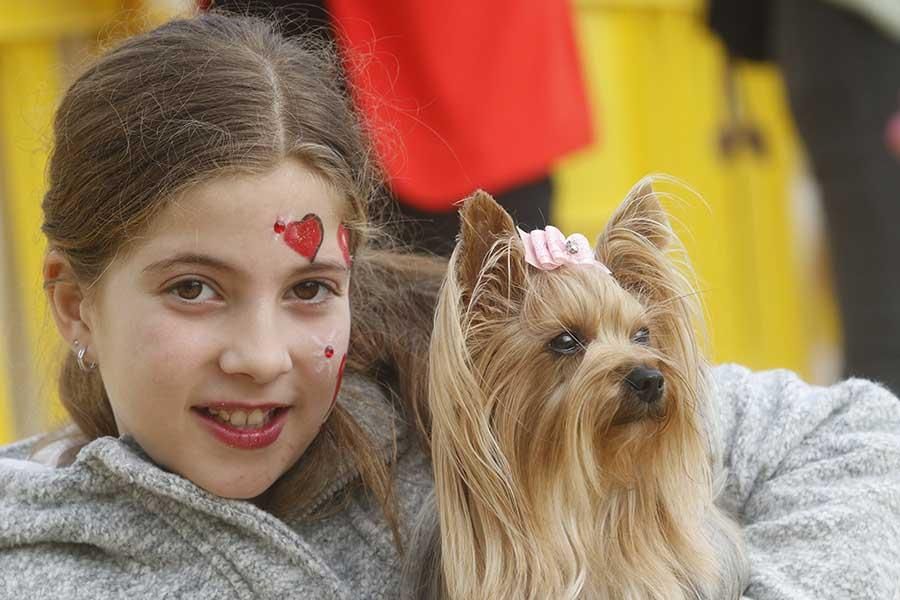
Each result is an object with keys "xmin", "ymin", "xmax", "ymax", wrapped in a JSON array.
[
  {"xmin": 0, "ymin": 202, "xmax": 13, "ymax": 443},
  {"xmin": 579, "ymin": 0, "xmax": 702, "ymax": 10},
  {"xmin": 0, "ymin": 0, "xmax": 120, "ymax": 42},
  {"xmin": 731, "ymin": 66, "xmax": 807, "ymax": 374},
  {"xmin": 555, "ymin": 4, "xmax": 814, "ymax": 376},
  {"xmin": 0, "ymin": 41, "xmax": 65, "ymax": 442},
  {"xmin": 0, "ymin": 0, "xmax": 145, "ymax": 443}
]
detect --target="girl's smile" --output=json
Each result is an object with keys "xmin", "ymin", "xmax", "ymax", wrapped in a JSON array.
[{"xmin": 191, "ymin": 403, "xmax": 292, "ymax": 450}]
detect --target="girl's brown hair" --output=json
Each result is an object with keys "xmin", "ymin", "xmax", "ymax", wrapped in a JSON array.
[{"xmin": 41, "ymin": 12, "xmax": 443, "ymax": 546}]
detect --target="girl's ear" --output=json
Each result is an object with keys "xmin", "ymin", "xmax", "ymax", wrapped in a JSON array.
[
  {"xmin": 594, "ymin": 178, "xmax": 677, "ymax": 302},
  {"xmin": 454, "ymin": 190, "xmax": 527, "ymax": 307},
  {"xmin": 44, "ymin": 251, "xmax": 96, "ymax": 356}
]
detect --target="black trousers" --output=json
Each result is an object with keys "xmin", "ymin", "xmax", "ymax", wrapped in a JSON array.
[
  {"xmin": 212, "ymin": 0, "xmax": 332, "ymax": 38},
  {"xmin": 392, "ymin": 177, "xmax": 554, "ymax": 257},
  {"xmin": 774, "ymin": 0, "xmax": 900, "ymax": 391}
]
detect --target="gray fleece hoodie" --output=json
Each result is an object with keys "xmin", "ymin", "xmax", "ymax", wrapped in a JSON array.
[{"xmin": 1, "ymin": 365, "xmax": 900, "ymax": 599}]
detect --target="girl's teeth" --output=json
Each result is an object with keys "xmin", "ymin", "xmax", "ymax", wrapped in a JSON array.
[
  {"xmin": 230, "ymin": 411, "xmax": 247, "ymax": 426},
  {"xmin": 207, "ymin": 407, "xmax": 276, "ymax": 428},
  {"xmin": 247, "ymin": 409, "xmax": 264, "ymax": 426}
]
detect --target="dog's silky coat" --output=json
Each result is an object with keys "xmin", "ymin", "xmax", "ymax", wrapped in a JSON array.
[{"xmin": 402, "ymin": 180, "xmax": 748, "ymax": 599}]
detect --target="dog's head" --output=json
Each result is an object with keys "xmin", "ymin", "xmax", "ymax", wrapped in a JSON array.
[
  {"xmin": 431, "ymin": 179, "xmax": 711, "ymax": 497},
  {"xmin": 426, "ymin": 179, "xmax": 731, "ymax": 599}
]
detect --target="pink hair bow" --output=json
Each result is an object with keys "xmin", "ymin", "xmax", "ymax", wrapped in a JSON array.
[{"xmin": 517, "ymin": 226, "xmax": 611, "ymax": 274}]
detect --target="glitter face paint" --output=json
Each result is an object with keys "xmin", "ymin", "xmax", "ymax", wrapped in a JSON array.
[
  {"xmin": 274, "ymin": 214, "xmax": 324, "ymax": 262},
  {"xmin": 309, "ymin": 333, "xmax": 341, "ymax": 375}
]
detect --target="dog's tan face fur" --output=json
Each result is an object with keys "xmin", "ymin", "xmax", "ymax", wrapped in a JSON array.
[
  {"xmin": 423, "ymin": 181, "xmax": 745, "ymax": 600},
  {"xmin": 478, "ymin": 263, "xmax": 686, "ymax": 494}
]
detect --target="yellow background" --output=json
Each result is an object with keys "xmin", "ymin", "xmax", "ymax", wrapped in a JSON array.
[{"xmin": 0, "ymin": 0, "xmax": 840, "ymax": 444}]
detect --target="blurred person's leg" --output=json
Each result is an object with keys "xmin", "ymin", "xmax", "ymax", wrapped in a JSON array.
[
  {"xmin": 394, "ymin": 176, "xmax": 553, "ymax": 257},
  {"xmin": 774, "ymin": 0, "xmax": 900, "ymax": 391},
  {"xmin": 212, "ymin": 1, "xmax": 333, "ymax": 44}
]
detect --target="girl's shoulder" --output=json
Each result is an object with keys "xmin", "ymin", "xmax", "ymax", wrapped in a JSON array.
[
  {"xmin": 709, "ymin": 362, "xmax": 900, "ymax": 444},
  {"xmin": 0, "ymin": 426, "xmax": 84, "ymax": 470},
  {"xmin": 0, "ymin": 373, "xmax": 434, "ymax": 598},
  {"xmin": 708, "ymin": 364, "xmax": 900, "ymax": 598},
  {"xmin": 0, "ymin": 433, "xmax": 41, "ymax": 462}
]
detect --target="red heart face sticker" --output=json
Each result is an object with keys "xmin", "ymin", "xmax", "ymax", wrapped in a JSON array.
[
  {"xmin": 323, "ymin": 353, "xmax": 347, "ymax": 422},
  {"xmin": 337, "ymin": 223, "xmax": 352, "ymax": 266},
  {"xmin": 275, "ymin": 214, "xmax": 324, "ymax": 262}
]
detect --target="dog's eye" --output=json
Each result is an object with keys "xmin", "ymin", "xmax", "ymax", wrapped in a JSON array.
[
  {"xmin": 549, "ymin": 331, "xmax": 582, "ymax": 355},
  {"xmin": 632, "ymin": 327, "xmax": 651, "ymax": 346}
]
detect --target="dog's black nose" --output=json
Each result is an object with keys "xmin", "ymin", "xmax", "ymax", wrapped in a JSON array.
[{"xmin": 625, "ymin": 367, "xmax": 665, "ymax": 404}]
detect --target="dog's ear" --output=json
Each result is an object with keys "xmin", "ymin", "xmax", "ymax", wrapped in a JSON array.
[
  {"xmin": 455, "ymin": 190, "xmax": 527, "ymax": 303},
  {"xmin": 595, "ymin": 178, "xmax": 677, "ymax": 301},
  {"xmin": 599, "ymin": 179, "xmax": 672, "ymax": 253}
]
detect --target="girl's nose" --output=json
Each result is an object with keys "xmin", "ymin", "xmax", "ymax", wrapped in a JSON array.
[{"xmin": 218, "ymin": 308, "xmax": 293, "ymax": 384}]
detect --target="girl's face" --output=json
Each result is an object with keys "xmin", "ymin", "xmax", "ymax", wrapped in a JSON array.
[{"xmin": 82, "ymin": 159, "xmax": 352, "ymax": 499}]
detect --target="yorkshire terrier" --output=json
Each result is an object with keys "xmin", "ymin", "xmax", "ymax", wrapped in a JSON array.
[{"xmin": 402, "ymin": 179, "xmax": 748, "ymax": 599}]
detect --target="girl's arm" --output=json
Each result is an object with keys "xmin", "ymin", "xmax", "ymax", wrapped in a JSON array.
[{"xmin": 714, "ymin": 364, "xmax": 900, "ymax": 599}]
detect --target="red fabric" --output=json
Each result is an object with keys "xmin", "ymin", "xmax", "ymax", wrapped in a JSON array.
[
  {"xmin": 887, "ymin": 109, "xmax": 900, "ymax": 159},
  {"xmin": 329, "ymin": 0, "xmax": 595, "ymax": 211}
]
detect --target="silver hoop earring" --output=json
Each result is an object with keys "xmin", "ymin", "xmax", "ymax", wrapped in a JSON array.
[{"xmin": 73, "ymin": 339, "xmax": 97, "ymax": 371}]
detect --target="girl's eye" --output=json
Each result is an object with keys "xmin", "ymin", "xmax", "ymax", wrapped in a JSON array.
[
  {"xmin": 292, "ymin": 281, "xmax": 332, "ymax": 303},
  {"xmin": 633, "ymin": 327, "xmax": 651, "ymax": 346},
  {"xmin": 548, "ymin": 331, "xmax": 583, "ymax": 355},
  {"xmin": 169, "ymin": 279, "xmax": 217, "ymax": 303}
]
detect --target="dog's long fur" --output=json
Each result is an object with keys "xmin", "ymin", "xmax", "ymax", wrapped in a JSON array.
[{"xmin": 402, "ymin": 179, "xmax": 748, "ymax": 599}]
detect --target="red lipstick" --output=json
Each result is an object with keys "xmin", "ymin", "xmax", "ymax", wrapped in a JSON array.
[{"xmin": 192, "ymin": 404, "xmax": 289, "ymax": 450}]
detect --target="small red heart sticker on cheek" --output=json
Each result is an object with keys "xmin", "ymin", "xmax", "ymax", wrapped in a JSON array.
[
  {"xmin": 887, "ymin": 111, "xmax": 900, "ymax": 158},
  {"xmin": 278, "ymin": 214, "xmax": 324, "ymax": 261},
  {"xmin": 337, "ymin": 224, "xmax": 351, "ymax": 266},
  {"xmin": 323, "ymin": 353, "xmax": 347, "ymax": 423}
]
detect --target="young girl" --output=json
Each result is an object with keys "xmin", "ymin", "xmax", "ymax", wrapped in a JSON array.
[{"xmin": 1, "ymin": 12, "xmax": 899, "ymax": 599}]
